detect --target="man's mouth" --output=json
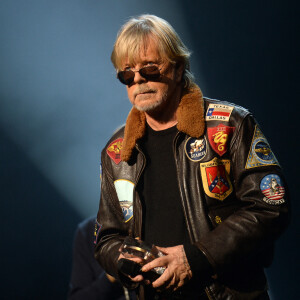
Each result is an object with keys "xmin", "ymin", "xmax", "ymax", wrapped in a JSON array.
[
  {"xmin": 138, "ymin": 91, "xmax": 153, "ymax": 95},
  {"xmin": 134, "ymin": 87, "xmax": 156, "ymax": 98}
]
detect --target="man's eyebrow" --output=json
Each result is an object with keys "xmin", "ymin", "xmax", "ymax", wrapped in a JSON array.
[{"xmin": 142, "ymin": 59, "xmax": 162, "ymax": 64}]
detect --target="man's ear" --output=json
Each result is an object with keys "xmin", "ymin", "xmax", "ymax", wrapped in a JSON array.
[{"xmin": 174, "ymin": 62, "xmax": 185, "ymax": 83}]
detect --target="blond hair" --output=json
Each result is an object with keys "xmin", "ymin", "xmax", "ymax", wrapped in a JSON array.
[{"xmin": 111, "ymin": 15, "xmax": 195, "ymax": 90}]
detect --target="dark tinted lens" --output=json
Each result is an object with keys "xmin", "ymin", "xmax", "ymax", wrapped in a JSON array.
[
  {"xmin": 117, "ymin": 65, "xmax": 161, "ymax": 85},
  {"xmin": 117, "ymin": 70, "xmax": 135, "ymax": 85},
  {"xmin": 139, "ymin": 65, "xmax": 160, "ymax": 79}
]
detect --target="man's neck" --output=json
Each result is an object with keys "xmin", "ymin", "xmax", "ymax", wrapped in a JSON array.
[{"xmin": 145, "ymin": 114, "xmax": 178, "ymax": 131}]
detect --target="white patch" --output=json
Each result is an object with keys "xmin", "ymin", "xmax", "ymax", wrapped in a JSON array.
[{"xmin": 114, "ymin": 179, "xmax": 135, "ymax": 222}]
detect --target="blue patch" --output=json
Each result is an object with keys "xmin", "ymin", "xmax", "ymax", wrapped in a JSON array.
[
  {"xmin": 185, "ymin": 137, "xmax": 207, "ymax": 162},
  {"xmin": 94, "ymin": 219, "xmax": 102, "ymax": 244},
  {"xmin": 246, "ymin": 126, "xmax": 279, "ymax": 169},
  {"xmin": 260, "ymin": 174, "xmax": 285, "ymax": 205},
  {"xmin": 120, "ymin": 202, "xmax": 134, "ymax": 222},
  {"xmin": 254, "ymin": 141, "xmax": 274, "ymax": 161}
]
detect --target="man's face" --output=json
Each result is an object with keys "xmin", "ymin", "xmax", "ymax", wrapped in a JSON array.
[{"xmin": 121, "ymin": 39, "xmax": 182, "ymax": 113}]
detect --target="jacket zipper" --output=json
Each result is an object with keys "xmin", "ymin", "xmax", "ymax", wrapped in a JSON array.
[
  {"xmin": 205, "ymin": 287, "xmax": 215, "ymax": 300},
  {"xmin": 173, "ymin": 133, "xmax": 216, "ymax": 300},
  {"xmin": 133, "ymin": 143, "xmax": 146, "ymax": 238},
  {"xmin": 173, "ymin": 132, "xmax": 194, "ymax": 243}
]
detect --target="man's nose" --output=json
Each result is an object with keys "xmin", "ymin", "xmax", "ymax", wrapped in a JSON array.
[{"xmin": 133, "ymin": 70, "xmax": 146, "ymax": 84}]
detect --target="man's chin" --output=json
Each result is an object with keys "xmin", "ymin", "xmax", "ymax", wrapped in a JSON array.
[{"xmin": 134, "ymin": 101, "xmax": 163, "ymax": 113}]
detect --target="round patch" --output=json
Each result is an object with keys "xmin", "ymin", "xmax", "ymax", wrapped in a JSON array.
[
  {"xmin": 253, "ymin": 140, "xmax": 275, "ymax": 163},
  {"xmin": 185, "ymin": 137, "xmax": 207, "ymax": 162},
  {"xmin": 260, "ymin": 174, "xmax": 285, "ymax": 205}
]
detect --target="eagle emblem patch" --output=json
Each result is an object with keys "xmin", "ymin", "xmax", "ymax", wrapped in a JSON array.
[
  {"xmin": 200, "ymin": 157, "xmax": 233, "ymax": 201},
  {"xmin": 185, "ymin": 137, "xmax": 207, "ymax": 161}
]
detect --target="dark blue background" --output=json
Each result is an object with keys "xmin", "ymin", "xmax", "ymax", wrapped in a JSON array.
[{"xmin": 0, "ymin": 1, "xmax": 298, "ymax": 299}]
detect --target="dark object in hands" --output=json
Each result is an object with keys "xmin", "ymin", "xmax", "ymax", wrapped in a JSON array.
[
  {"xmin": 120, "ymin": 237, "xmax": 165, "ymax": 276},
  {"xmin": 121, "ymin": 237, "xmax": 155, "ymax": 259},
  {"xmin": 117, "ymin": 258, "xmax": 161, "ymax": 282},
  {"xmin": 118, "ymin": 258, "xmax": 142, "ymax": 277}
]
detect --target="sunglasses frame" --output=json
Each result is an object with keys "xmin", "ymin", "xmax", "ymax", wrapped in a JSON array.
[{"xmin": 117, "ymin": 65, "xmax": 163, "ymax": 85}]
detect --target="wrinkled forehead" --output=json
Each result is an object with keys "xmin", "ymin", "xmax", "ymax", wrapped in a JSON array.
[{"xmin": 116, "ymin": 35, "xmax": 167, "ymax": 69}]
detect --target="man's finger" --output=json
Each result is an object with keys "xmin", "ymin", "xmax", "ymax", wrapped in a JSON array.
[
  {"xmin": 151, "ymin": 268, "xmax": 171, "ymax": 288},
  {"xmin": 130, "ymin": 274, "xmax": 144, "ymax": 282},
  {"xmin": 141, "ymin": 256, "xmax": 167, "ymax": 273},
  {"xmin": 125, "ymin": 256, "xmax": 144, "ymax": 264},
  {"xmin": 118, "ymin": 253, "xmax": 144, "ymax": 264}
]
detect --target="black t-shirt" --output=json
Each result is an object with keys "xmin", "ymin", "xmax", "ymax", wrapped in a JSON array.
[
  {"xmin": 137, "ymin": 124, "xmax": 211, "ymax": 299},
  {"xmin": 138, "ymin": 123, "xmax": 190, "ymax": 247}
]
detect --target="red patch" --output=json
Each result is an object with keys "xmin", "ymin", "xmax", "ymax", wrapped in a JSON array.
[
  {"xmin": 200, "ymin": 158, "xmax": 233, "ymax": 201},
  {"xmin": 106, "ymin": 138, "xmax": 123, "ymax": 164},
  {"xmin": 207, "ymin": 124, "xmax": 235, "ymax": 156},
  {"xmin": 206, "ymin": 164, "xmax": 230, "ymax": 195}
]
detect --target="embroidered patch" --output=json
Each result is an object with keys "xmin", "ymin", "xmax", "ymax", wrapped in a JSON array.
[
  {"xmin": 114, "ymin": 179, "xmax": 134, "ymax": 222},
  {"xmin": 215, "ymin": 215, "xmax": 222, "ymax": 224},
  {"xmin": 185, "ymin": 137, "xmax": 207, "ymax": 162},
  {"xmin": 207, "ymin": 124, "xmax": 235, "ymax": 156},
  {"xmin": 260, "ymin": 174, "xmax": 285, "ymax": 205},
  {"xmin": 99, "ymin": 163, "xmax": 102, "ymax": 183},
  {"xmin": 106, "ymin": 138, "xmax": 123, "ymax": 164},
  {"xmin": 205, "ymin": 104, "xmax": 234, "ymax": 122},
  {"xmin": 200, "ymin": 157, "xmax": 233, "ymax": 201},
  {"xmin": 94, "ymin": 219, "xmax": 102, "ymax": 245},
  {"xmin": 245, "ymin": 126, "xmax": 279, "ymax": 169}
]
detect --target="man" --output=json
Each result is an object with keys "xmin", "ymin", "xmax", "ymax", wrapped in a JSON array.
[{"xmin": 95, "ymin": 15, "xmax": 289, "ymax": 299}]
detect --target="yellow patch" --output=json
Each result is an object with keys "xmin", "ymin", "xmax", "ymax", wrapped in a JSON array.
[{"xmin": 200, "ymin": 157, "xmax": 233, "ymax": 201}]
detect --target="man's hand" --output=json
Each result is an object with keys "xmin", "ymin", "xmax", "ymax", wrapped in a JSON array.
[
  {"xmin": 141, "ymin": 245, "xmax": 192, "ymax": 292},
  {"xmin": 118, "ymin": 253, "xmax": 144, "ymax": 282}
]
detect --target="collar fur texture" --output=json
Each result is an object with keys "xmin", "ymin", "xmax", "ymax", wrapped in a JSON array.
[{"xmin": 121, "ymin": 85, "xmax": 205, "ymax": 162}]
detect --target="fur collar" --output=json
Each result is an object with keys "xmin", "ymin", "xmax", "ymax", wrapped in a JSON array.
[{"xmin": 121, "ymin": 85, "xmax": 205, "ymax": 162}]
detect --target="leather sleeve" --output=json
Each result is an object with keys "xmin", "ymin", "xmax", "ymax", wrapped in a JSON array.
[
  {"xmin": 195, "ymin": 114, "xmax": 290, "ymax": 275},
  {"xmin": 94, "ymin": 149, "xmax": 137, "ymax": 288}
]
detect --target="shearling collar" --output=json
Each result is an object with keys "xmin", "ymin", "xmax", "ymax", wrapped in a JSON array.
[{"xmin": 121, "ymin": 85, "xmax": 205, "ymax": 162}]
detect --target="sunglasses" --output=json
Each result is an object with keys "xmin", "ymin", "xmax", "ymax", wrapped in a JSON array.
[{"xmin": 117, "ymin": 65, "xmax": 162, "ymax": 85}]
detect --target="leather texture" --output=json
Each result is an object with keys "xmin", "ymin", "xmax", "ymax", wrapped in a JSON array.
[{"xmin": 95, "ymin": 86, "xmax": 289, "ymax": 300}]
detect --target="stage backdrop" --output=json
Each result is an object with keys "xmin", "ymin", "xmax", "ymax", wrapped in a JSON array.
[{"xmin": 0, "ymin": 0, "xmax": 298, "ymax": 299}]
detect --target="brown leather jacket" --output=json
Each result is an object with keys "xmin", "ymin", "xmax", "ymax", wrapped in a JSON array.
[{"xmin": 95, "ymin": 86, "xmax": 289, "ymax": 299}]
